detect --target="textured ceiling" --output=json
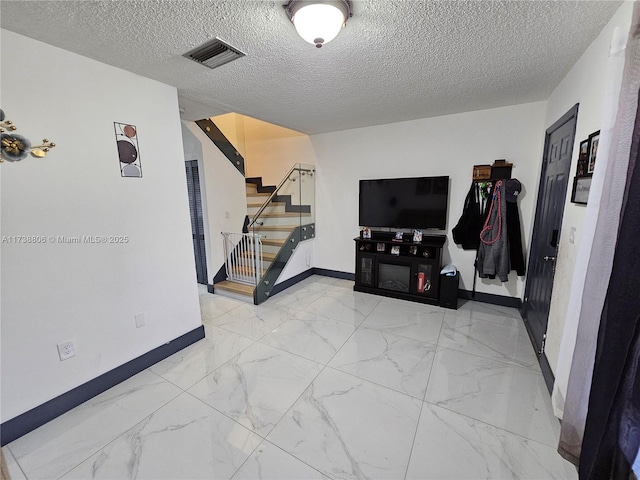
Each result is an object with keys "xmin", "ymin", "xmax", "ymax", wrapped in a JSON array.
[{"xmin": 0, "ymin": 1, "xmax": 622, "ymax": 134}]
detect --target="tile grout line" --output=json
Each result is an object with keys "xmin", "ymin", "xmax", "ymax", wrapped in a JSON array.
[
  {"xmin": 402, "ymin": 310, "xmax": 446, "ymax": 480},
  {"xmin": 433, "ymin": 344, "xmax": 545, "ymax": 375},
  {"xmin": 4, "ymin": 446, "xmax": 29, "ymax": 480},
  {"xmin": 152, "ymin": 324, "xmax": 261, "ymax": 392},
  {"xmin": 437, "ymin": 317, "xmax": 539, "ymax": 369},
  {"xmin": 50, "ymin": 380, "xmax": 184, "ymax": 480},
  {"xmin": 255, "ymin": 302, "xmax": 378, "ymax": 478},
  {"xmin": 420, "ymin": 399, "xmax": 562, "ymax": 450},
  {"xmin": 324, "ymin": 327, "xmax": 438, "ymax": 400}
]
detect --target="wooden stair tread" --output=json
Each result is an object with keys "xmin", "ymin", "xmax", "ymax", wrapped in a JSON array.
[
  {"xmin": 251, "ymin": 225, "xmax": 296, "ymax": 231},
  {"xmin": 215, "ymin": 280, "xmax": 254, "ymax": 296},
  {"xmin": 229, "ymin": 265, "xmax": 267, "ymax": 276},
  {"xmin": 262, "ymin": 239, "xmax": 286, "ymax": 246},
  {"xmin": 247, "ymin": 202, "xmax": 285, "ymax": 208},
  {"xmin": 239, "ymin": 251, "xmax": 277, "ymax": 261},
  {"xmin": 255, "ymin": 212, "xmax": 311, "ymax": 218},
  {"xmin": 246, "ymin": 192, "xmax": 272, "ymax": 197}
]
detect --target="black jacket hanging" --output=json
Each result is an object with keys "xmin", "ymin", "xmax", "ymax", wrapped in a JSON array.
[
  {"xmin": 452, "ymin": 182, "xmax": 485, "ymax": 250},
  {"xmin": 505, "ymin": 179, "xmax": 526, "ymax": 276}
]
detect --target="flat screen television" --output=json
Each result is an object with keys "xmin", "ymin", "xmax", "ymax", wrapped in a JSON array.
[{"xmin": 359, "ymin": 176, "xmax": 449, "ymax": 230}]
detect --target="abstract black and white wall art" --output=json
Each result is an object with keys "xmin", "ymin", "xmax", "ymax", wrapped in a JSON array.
[{"xmin": 114, "ymin": 122, "xmax": 142, "ymax": 177}]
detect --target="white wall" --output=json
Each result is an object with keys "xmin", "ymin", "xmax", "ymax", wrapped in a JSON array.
[
  {"xmin": 277, "ymin": 240, "xmax": 314, "ymax": 284},
  {"xmin": 0, "ymin": 30, "xmax": 202, "ymax": 421},
  {"xmin": 243, "ymin": 118, "xmax": 317, "ymax": 186},
  {"xmin": 182, "ymin": 122, "xmax": 248, "ymax": 282},
  {"xmin": 312, "ymin": 102, "xmax": 547, "ymax": 298},
  {"xmin": 543, "ymin": 2, "xmax": 634, "ymax": 380}
]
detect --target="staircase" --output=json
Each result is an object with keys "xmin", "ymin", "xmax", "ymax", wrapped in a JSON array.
[{"xmin": 215, "ymin": 166, "xmax": 315, "ymax": 304}]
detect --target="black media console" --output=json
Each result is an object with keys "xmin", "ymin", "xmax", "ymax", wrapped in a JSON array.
[{"xmin": 354, "ymin": 232, "xmax": 446, "ymax": 305}]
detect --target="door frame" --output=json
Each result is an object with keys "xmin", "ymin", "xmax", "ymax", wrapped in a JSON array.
[{"xmin": 522, "ymin": 103, "xmax": 579, "ymax": 390}]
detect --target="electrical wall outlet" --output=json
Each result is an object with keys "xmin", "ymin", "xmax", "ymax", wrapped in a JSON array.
[
  {"xmin": 135, "ymin": 313, "xmax": 146, "ymax": 328},
  {"xmin": 57, "ymin": 340, "xmax": 77, "ymax": 361}
]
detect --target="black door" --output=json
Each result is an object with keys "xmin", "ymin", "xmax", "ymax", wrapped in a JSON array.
[
  {"xmin": 523, "ymin": 105, "xmax": 578, "ymax": 354},
  {"xmin": 185, "ymin": 160, "xmax": 208, "ymax": 285}
]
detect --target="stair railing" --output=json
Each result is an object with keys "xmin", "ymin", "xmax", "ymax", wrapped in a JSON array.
[
  {"xmin": 247, "ymin": 163, "xmax": 315, "ymax": 304},
  {"xmin": 221, "ymin": 232, "xmax": 263, "ymax": 285},
  {"xmin": 248, "ymin": 163, "xmax": 315, "ymax": 231}
]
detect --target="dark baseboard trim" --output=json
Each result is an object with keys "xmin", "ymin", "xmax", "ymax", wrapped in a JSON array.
[
  {"xmin": 269, "ymin": 268, "xmax": 355, "ymax": 298},
  {"xmin": 458, "ymin": 289, "xmax": 522, "ymax": 309},
  {"xmin": 539, "ymin": 352, "xmax": 555, "ymax": 395},
  {"xmin": 1, "ymin": 325, "xmax": 205, "ymax": 446},
  {"xmin": 269, "ymin": 270, "xmax": 515, "ymax": 308},
  {"xmin": 270, "ymin": 269, "xmax": 315, "ymax": 296},
  {"xmin": 212, "ymin": 263, "xmax": 227, "ymax": 285},
  {"xmin": 313, "ymin": 268, "xmax": 355, "ymax": 281},
  {"xmin": 207, "ymin": 283, "xmax": 214, "ymax": 294}
]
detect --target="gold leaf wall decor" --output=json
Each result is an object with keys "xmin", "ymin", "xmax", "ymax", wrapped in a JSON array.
[{"xmin": 0, "ymin": 109, "xmax": 56, "ymax": 163}]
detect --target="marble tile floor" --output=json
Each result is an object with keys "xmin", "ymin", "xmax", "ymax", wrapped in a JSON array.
[{"xmin": 3, "ymin": 276, "xmax": 578, "ymax": 480}]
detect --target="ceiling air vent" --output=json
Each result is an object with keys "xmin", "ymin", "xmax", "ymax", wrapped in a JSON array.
[{"xmin": 183, "ymin": 38, "xmax": 245, "ymax": 70}]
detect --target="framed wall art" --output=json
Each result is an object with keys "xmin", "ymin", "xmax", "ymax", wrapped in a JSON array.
[
  {"xmin": 576, "ymin": 139, "xmax": 589, "ymax": 177},
  {"xmin": 587, "ymin": 130, "xmax": 600, "ymax": 174},
  {"xmin": 571, "ymin": 175, "xmax": 592, "ymax": 205},
  {"xmin": 114, "ymin": 122, "xmax": 142, "ymax": 177}
]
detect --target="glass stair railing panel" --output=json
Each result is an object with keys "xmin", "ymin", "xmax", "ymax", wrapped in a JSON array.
[
  {"xmin": 299, "ymin": 163, "xmax": 315, "ymax": 227},
  {"xmin": 249, "ymin": 164, "xmax": 315, "ymax": 245},
  {"xmin": 249, "ymin": 164, "xmax": 315, "ymax": 304}
]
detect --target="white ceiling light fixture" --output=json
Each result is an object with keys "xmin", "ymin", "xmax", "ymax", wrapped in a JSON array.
[{"xmin": 284, "ymin": 0, "xmax": 352, "ymax": 48}]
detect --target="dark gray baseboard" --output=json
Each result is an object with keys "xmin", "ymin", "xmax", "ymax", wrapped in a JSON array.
[
  {"xmin": 458, "ymin": 289, "xmax": 522, "ymax": 309},
  {"xmin": 212, "ymin": 263, "xmax": 227, "ymax": 285},
  {"xmin": 539, "ymin": 352, "xmax": 555, "ymax": 395},
  {"xmin": 207, "ymin": 283, "xmax": 214, "ymax": 294},
  {"xmin": 313, "ymin": 268, "xmax": 355, "ymax": 281},
  {"xmin": 269, "ymin": 268, "xmax": 355, "ymax": 298},
  {"xmin": 270, "ymin": 269, "xmax": 315, "ymax": 296},
  {"xmin": 271, "ymin": 271, "xmax": 518, "ymax": 310},
  {"xmin": 1, "ymin": 325, "xmax": 205, "ymax": 446}
]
